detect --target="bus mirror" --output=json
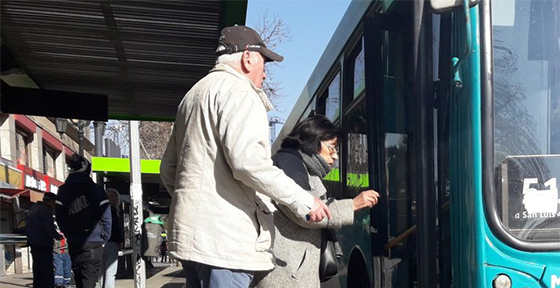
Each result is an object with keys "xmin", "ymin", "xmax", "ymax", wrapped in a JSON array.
[{"xmin": 430, "ymin": 0, "xmax": 479, "ymax": 13}]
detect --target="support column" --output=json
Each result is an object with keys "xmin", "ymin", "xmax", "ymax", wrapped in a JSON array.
[
  {"xmin": 128, "ymin": 121, "xmax": 145, "ymax": 288},
  {"xmin": 94, "ymin": 121, "xmax": 105, "ymax": 186}
]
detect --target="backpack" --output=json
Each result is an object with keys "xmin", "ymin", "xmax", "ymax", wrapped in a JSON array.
[{"xmin": 65, "ymin": 184, "xmax": 99, "ymax": 236}]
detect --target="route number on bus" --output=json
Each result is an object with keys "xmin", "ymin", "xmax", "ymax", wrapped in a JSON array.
[{"xmin": 522, "ymin": 178, "xmax": 559, "ymax": 215}]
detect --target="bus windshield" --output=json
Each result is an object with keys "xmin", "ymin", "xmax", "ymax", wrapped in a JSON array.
[{"xmin": 492, "ymin": 0, "xmax": 560, "ymax": 241}]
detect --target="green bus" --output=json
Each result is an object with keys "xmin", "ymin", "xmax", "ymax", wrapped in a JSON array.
[{"xmin": 272, "ymin": 0, "xmax": 560, "ymax": 287}]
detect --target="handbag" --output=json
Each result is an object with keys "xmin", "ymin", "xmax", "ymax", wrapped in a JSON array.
[{"xmin": 319, "ymin": 228, "xmax": 341, "ymax": 282}]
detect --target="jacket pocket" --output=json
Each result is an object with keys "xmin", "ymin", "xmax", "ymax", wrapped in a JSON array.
[
  {"xmin": 255, "ymin": 201, "xmax": 274, "ymax": 252},
  {"xmin": 291, "ymin": 249, "xmax": 308, "ymax": 280}
]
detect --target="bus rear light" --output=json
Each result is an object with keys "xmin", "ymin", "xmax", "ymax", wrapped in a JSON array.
[{"xmin": 493, "ymin": 274, "xmax": 512, "ymax": 288}]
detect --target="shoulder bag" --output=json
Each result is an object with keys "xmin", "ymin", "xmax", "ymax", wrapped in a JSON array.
[{"xmin": 319, "ymin": 228, "xmax": 341, "ymax": 282}]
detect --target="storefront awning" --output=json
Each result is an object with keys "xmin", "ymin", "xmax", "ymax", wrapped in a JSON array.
[{"xmin": 0, "ymin": 161, "xmax": 22, "ymax": 189}]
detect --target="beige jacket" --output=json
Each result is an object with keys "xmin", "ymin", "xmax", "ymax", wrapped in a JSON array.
[{"xmin": 160, "ymin": 64, "xmax": 314, "ymax": 271}]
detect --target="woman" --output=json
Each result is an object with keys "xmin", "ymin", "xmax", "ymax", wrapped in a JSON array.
[
  {"xmin": 254, "ymin": 115, "xmax": 380, "ymax": 288},
  {"xmin": 100, "ymin": 188, "xmax": 124, "ymax": 288}
]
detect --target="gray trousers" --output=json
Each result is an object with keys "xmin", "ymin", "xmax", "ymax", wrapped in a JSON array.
[{"xmin": 181, "ymin": 260, "xmax": 254, "ymax": 288}]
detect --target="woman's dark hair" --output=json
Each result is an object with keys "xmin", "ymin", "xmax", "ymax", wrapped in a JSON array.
[{"xmin": 281, "ymin": 115, "xmax": 340, "ymax": 155}]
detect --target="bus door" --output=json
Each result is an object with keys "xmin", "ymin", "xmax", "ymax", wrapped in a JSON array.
[{"xmin": 363, "ymin": 9, "xmax": 419, "ymax": 288}]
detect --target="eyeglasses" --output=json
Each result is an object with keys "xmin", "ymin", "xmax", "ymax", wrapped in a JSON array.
[{"xmin": 322, "ymin": 141, "xmax": 339, "ymax": 155}]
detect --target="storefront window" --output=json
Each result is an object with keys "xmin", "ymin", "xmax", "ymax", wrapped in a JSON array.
[
  {"xmin": 15, "ymin": 130, "xmax": 30, "ymax": 166},
  {"xmin": 43, "ymin": 146, "xmax": 57, "ymax": 178}
]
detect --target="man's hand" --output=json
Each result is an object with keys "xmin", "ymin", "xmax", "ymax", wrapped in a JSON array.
[{"xmin": 307, "ymin": 197, "xmax": 332, "ymax": 222}]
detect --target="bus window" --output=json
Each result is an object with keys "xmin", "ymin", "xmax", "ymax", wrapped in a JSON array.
[
  {"xmin": 492, "ymin": 0, "xmax": 560, "ymax": 242},
  {"xmin": 353, "ymin": 43, "xmax": 366, "ymax": 99},
  {"xmin": 343, "ymin": 98, "xmax": 369, "ymax": 198},
  {"xmin": 300, "ymin": 98, "xmax": 316, "ymax": 123},
  {"xmin": 345, "ymin": 37, "xmax": 366, "ymax": 106},
  {"xmin": 326, "ymin": 72, "xmax": 341, "ymax": 122}
]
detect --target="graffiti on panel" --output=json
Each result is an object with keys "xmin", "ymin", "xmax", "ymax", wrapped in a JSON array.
[{"xmin": 131, "ymin": 198, "xmax": 144, "ymax": 288}]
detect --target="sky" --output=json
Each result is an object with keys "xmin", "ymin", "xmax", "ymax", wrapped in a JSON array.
[{"xmin": 245, "ymin": 0, "xmax": 351, "ymax": 136}]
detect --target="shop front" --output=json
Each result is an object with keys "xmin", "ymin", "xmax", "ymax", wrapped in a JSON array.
[{"xmin": 0, "ymin": 162, "xmax": 63, "ymax": 275}]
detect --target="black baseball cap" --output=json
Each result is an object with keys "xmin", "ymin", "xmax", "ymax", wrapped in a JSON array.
[{"xmin": 216, "ymin": 25, "xmax": 284, "ymax": 62}]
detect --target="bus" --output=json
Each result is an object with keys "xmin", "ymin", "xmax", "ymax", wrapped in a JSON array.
[{"xmin": 272, "ymin": 0, "xmax": 560, "ymax": 287}]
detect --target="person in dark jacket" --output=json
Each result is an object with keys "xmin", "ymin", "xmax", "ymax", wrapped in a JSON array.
[
  {"xmin": 55, "ymin": 154, "xmax": 111, "ymax": 288},
  {"xmin": 100, "ymin": 188, "xmax": 124, "ymax": 288},
  {"xmin": 26, "ymin": 192, "xmax": 63, "ymax": 288}
]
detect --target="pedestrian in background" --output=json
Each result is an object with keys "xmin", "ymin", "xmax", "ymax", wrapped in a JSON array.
[
  {"xmin": 56, "ymin": 154, "xmax": 112, "ymax": 288},
  {"xmin": 26, "ymin": 192, "xmax": 62, "ymax": 288},
  {"xmin": 254, "ymin": 115, "xmax": 380, "ymax": 288},
  {"xmin": 160, "ymin": 25, "xmax": 332, "ymax": 288},
  {"xmin": 100, "ymin": 188, "xmax": 124, "ymax": 288},
  {"xmin": 53, "ymin": 226, "xmax": 72, "ymax": 288}
]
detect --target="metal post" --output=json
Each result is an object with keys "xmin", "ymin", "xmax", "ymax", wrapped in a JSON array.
[
  {"xmin": 78, "ymin": 129, "xmax": 84, "ymax": 156},
  {"xmin": 128, "ymin": 121, "xmax": 145, "ymax": 288},
  {"xmin": 94, "ymin": 121, "xmax": 105, "ymax": 186},
  {"xmin": 412, "ymin": 1, "xmax": 436, "ymax": 287}
]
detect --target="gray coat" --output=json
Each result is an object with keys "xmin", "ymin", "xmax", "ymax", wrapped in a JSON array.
[{"xmin": 254, "ymin": 150, "xmax": 353, "ymax": 288}]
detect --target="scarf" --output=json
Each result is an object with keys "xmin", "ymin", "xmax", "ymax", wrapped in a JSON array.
[{"xmin": 300, "ymin": 152, "xmax": 331, "ymax": 179}]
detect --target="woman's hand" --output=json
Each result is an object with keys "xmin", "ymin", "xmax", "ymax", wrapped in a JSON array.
[{"xmin": 353, "ymin": 190, "xmax": 380, "ymax": 211}]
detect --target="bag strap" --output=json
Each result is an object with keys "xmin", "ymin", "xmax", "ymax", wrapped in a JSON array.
[{"xmin": 323, "ymin": 229, "xmax": 343, "ymax": 258}]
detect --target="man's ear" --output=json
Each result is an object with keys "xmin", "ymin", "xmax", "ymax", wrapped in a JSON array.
[{"xmin": 241, "ymin": 50, "xmax": 253, "ymax": 73}]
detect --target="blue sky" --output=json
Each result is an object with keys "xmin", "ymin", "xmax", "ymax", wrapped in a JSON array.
[{"xmin": 246, "ymin": 0, "xmax": 351, "ymax": 134}]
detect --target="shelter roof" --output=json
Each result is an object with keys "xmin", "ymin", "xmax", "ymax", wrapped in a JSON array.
[{"xmin": 1, "ymin": 0, "xmax": 247, "ymax": 120}]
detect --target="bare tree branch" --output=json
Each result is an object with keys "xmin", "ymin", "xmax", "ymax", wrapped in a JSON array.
[{"xmin": 253, "ymin": 10, "xmax": 292, "ymax": 104}]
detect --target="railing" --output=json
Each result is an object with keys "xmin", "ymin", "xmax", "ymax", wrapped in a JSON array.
[{"xmin": 0, "ymin": 234, "xmax": 27, "ymax": 245}]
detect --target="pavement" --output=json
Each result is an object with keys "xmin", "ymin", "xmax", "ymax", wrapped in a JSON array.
[{"xmin": 0, "ymin": 263, "xmax": 185, "ymax": 288}]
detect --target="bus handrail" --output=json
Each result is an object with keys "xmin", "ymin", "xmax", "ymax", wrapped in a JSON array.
[
  {"xmin": 385, "ymin": 225, "xmax": 416, "ymax": 250},
  {"xmin": 384, "ymin": 201, "xmax": 450, "ymax": 250}
]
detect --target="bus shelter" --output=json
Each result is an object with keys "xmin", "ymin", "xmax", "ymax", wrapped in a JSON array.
[{"xmin": 1, "ymin": 1, "xmax": 247, "ymax": 286}]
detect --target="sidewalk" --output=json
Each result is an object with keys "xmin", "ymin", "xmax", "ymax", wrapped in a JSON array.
[{"xmin": 0, "ymin": 264, "xmax": 185, "ymax": 288}]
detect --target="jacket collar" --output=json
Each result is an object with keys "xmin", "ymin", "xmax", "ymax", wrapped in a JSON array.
[
  {"xmin": 65, "ymin": 172, "xmax": 94, "ymax": 185},
  {"xmin": 210, "ymin": 64, "xmax": 274, "ymax": 112}
]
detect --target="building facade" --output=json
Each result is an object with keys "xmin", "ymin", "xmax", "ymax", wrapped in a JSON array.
[{"xmin": 0, "ymin": 113, "xmax": 95, "ymax": 275}]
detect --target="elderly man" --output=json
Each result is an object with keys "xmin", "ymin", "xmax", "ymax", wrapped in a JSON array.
[{"xmin": 160, "ymin": 25, "xmax": 331, "ymax": 288}]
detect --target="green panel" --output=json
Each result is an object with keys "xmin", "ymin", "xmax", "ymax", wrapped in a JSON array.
[
  {"xmin": 324, "ymin": 168, "xmax": 340, "ymax": 182},
  {"xmin": 92, "ymin": 157, "xmax": 161, "ymax": 174}
]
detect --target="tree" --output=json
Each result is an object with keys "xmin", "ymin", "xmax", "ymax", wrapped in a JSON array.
[
  {"xmin": 138, "ymin": 121, "xmax": 173, "ymax": 159},
  {"xmin": 253, "ymin": 10, "xmax": 292, "ymax": 103},
  {"xmin": 104, "ymin": 120, "xmax": 129, "ymax": 156}
]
